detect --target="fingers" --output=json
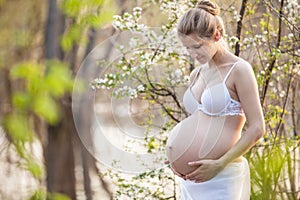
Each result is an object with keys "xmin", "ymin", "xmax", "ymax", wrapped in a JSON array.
[
  {"xmin": 186, "ymin": 171, "xmax": 208, "ymax": 182},
  {"xmin": 186, "ymin": 169, "xmax": 200, "ymax": 180},
  {"xmin": 186, "ymin": 165, "xmax": 208, "ymax": 181},
  {"xmin": 188, "ymin": 160, "xmax": 203, "ymax": 167}
]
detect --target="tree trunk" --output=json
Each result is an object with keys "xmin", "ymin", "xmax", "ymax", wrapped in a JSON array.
[
  {"xmin": 46, "ymin": 102, "xmax": 76, "ymax": 199},
  {"xmin": 44, "ymin": 0, "xmax": 76, "ymax": 199}
]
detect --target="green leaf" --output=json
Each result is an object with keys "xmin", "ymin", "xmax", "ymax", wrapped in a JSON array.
[
  {"xmin": 45, "ymin": 60, "xmax": 74, "ymax": 97},
  {"xmin": 60, "ymin": 0, "xmax": 83, "ymax": 17},
  {"xmin": 61, "ymin": 34, "xmax": 73, "ymax": 52},
  {"xmin": 61, "ymin": 25, "xmax": 82, "ymax": 52},
  {"xmin": 4, "ymin": 113, "xmax": 33, "ymax": 143},
  {"xmin": 88, "ymin": 0, "xmax": 104, "ymax": 6},
  {"xmin": 26, "ymin": 160, "xmax": 43, "ymax": 179},
  {"xmin": 12, "ymin": 91, "xmax": 31, "ymax": 109},
  {"xmin": 10, "ymin": 62, "xmax": 43, "ymax": 81},
  {"xmin": 32, "ymin": 94, "xmax": 60, "ymax": 124},
  {"xmin": 29, "ymin": 189, "xmax": 47, "ymax": 200},
  {"xmin": 248, "ymin": 9, "xmax": 255, "ymax": 15},
  {"xmin": 47, "ymin": 193, "xmax": 71, "ymax": 200}
]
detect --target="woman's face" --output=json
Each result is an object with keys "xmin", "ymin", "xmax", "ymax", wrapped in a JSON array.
[{"xmin": 179, "ymin": 33, "xmax": 218, "ymax": 64}]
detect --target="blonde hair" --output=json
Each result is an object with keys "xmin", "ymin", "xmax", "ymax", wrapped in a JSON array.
[{"xmin": 177, "ymin": 0, "xmax": 225, "ymax": 39}]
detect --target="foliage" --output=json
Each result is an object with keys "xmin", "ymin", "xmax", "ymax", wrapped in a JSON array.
[
  {"xmin": 94, "ymin": 0, "xmax": 300, "ymax": 199},
  {"xmin": 102, "ymin": 168, "xmax": 178, "ymax": 199},
  {"xmin": 2, "ymin": 60, "xmax": 74, "ymax": 199},
  {"xmin": 0, "ymin": 0, "xmax": 116, "ymax": 199},
  {"xmin": 60, "ymin": 0, "xmax": 115, "ymax": 52},
  {"xmin": 247, "ymin": 135, "xmax": 299, "ymax": 200}
]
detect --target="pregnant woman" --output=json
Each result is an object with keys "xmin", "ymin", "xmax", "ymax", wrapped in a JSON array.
[{"xmin": 165, "ymin": 1, "xmax": 265, "ymax": 199}]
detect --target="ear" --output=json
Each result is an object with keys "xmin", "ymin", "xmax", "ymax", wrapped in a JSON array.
[{"xmin": 214, "ymin": 30, "xmax": 221, "ymax": 42}]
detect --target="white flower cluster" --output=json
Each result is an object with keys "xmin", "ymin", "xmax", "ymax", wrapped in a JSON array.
[
  {"xmin": 132, "ymin": 7, "xmax": 142, "ymax": 20},
  {"xmin": 240, "ymin": 37, "xmax": 255, "ymax": 49},
  {"xmin": 160, "ymin": 1, "xmax": 178, "ymax": 20},
  {"xmin": 279, "ymin": 90, "xmax": 286, "ymax": 98},
  {"xmin": 113, "ymin": 84, "xmax": 145, "ymax": 99},
  {"xmin": 112, "ymin": 7, "xmax": 147, "ymax": 33},
  {"xmin": 157, "ymin": 0, "xmax": 192, "ymax": 20},
  {"xmin": 129, "ymin": 37, "xmax": 141, "ymax": 49},
  {"xmin": 130, "ymin": 50, "xmax": 155, "ymax": 69},
  {"xmin": 284, "ymin": 0, "xmax": 300, "ymax": 24},
  {"xmin": 137, "ymin": 84, "xmax": 145, "ymax": 92},
  {"xmin": 93, "ymin": 73, "xmax": 121, "ymax": 89},
  {"xmin": 146, "ymin": 28, "xmax": 185, "ymax": 62},
  {"xmin": 167, "ymin": 68, "xmax": 187, "ymax": 85},
  {"xmin": 230, "ymin": 6, "xmax": 241, "ymax": 22},
  {"xmin": 226, "ymin": 35, "xmax": 239, "ymax": 49},
  {"xmin": 240, "ymin": 33, "xmax": 267, "ymax": 49},
  {"xmin": 113, "ymin": 85, "xmax": 137, "ymax": 98}
]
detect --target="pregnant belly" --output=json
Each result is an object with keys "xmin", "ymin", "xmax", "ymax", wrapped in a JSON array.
[{"xmin": 166, "ymin": 111, "xmax": 245, "ymax": 175}]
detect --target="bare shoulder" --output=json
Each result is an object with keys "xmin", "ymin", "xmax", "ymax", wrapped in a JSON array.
[
  {"xmin": 233, "ymin": 59, "xmax": 255, "ymax": 82},
  {"xmin": 233, "ymin": 59, "xmax": 259, "ymax": 102},
  {"xmin": 235, "ymin": 59, "xmax": 253, "ymax": 73}
]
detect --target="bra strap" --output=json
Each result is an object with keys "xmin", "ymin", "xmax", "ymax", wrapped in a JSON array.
[
  {"xmin": 223, "ymin": 60, "xmax": 241, "ymax": 83},
  {"xmin": 190, "ymin": 66, "xmax": 202, "ymax": 86}
]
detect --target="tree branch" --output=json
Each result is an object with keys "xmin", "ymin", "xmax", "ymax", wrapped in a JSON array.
[
  {"xmin": 260, "ymin": 0, "xmax": 285, "ymax": 105},
  {"xmin": 234, "ymin": 0, "xmax": 248, "ymax": 56}
]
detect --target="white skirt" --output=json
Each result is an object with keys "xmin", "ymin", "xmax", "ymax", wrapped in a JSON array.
[{"xmin": 180, "ymin": 157, "xmax": 250, "ymax": 200}]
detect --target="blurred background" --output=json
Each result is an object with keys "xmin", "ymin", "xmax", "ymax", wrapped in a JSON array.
[{"xmin": 0, "ymin": 0, "xmax": 299, "ymax": 199}]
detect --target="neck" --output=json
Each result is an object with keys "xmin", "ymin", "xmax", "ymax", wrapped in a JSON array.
[{"xmin": 209, "ymin": 47, "xmax": 237, "ymax": 68}]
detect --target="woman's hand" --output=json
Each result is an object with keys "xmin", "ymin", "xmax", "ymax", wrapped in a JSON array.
[{"xmin": 185, "ymin": 159, "xmax": 224, "ymax": 183}]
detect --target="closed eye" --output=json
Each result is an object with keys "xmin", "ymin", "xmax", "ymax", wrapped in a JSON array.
[
  {"xmin": 186, "ymin": 45, "xmax": 202, "ymax": 50},
  {"xmin": 193, "ymin": 45, "xmax": 202, "ymax": 49}
]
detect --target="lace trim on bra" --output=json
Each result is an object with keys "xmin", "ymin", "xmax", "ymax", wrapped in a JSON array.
[
  {"xmin": 183, "ymin": 61, "xmax": 244, "ymax": 116},
  {"xmin": 186, "ymin": 87, "xmax": 244, "ymax": 116}
]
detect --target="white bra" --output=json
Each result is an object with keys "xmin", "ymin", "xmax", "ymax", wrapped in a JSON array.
[{"xmin": 183, "ymin": 61, "xmax": 244, "ymax": 116}]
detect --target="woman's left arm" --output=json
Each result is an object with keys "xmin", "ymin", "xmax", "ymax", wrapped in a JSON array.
[
  {"xmin": 217, "ymin": 61, "xmax": 265, "ymax": 166},
  {"xmin": 186, "ymin": 61, "xmax": 265, "ymax": 182}
]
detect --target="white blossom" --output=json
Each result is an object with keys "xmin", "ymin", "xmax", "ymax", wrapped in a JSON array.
[
  {"xmin": 108, "ymin": 79, "xmax": 113, "ymax": 85},
  {"xmin": 279, "ymin": 90, "xmax": 286, "ymax": 98},
  {"xmin": 233, "ymin": 10, "xmax": 241, "ymax": 22},
  {"xmin": 133, "ymin": 7, "xmax": 142, "ymax": 20},
  {"xmin": 137, "ymin": 85, "xmax": 145, "ymax": 92},
  {"xmin": 131, "ymin": 66, "xmax": 138, "ymax": 72},
  {"xmin": 174, "ymin": 69, "xmax": 182, "ymax": 77},
  {"xmin": 122, "ymin": 65, "xmax": 128, "ymax": 70}
]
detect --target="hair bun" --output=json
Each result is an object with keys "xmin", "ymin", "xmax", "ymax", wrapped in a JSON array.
[{"xmin": 196, "ymin": 0, "xmax": 220, "ymax": 16}]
